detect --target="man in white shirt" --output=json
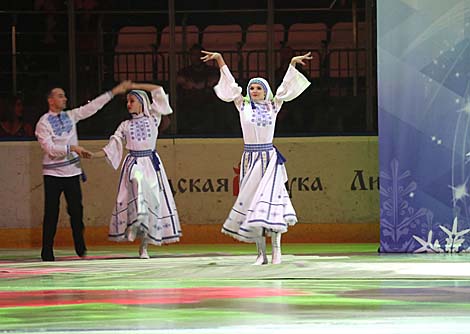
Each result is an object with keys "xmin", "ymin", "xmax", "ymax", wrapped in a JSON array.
[{"xmin": 35, "ymin": 81, "xmax": 131, "ymax": 261}]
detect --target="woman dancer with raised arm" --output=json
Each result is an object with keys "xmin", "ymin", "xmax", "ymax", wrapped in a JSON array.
[
  {"xmin": 91, "ymin": 83, "xmax": 181, "ymax": 259},
  {"xmin": 202, "ymin": 50, "xmax": 311, "ymax": 264}
]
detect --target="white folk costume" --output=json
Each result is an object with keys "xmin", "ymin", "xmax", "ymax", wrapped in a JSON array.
[
  {"xmin": 35, "ymin": 91, "xmax": 114, "ymax": 261},
  {"xmin": 214, "ymin": 64, "xmax": 310, "ymax": 260},
  {"xmin": 102, "ymin": 88, "xmax": 181, "ymax": 251}
]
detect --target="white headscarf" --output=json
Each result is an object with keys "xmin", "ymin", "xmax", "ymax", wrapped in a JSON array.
[
  {"xmin": 246, "ymin": 77, "xmax": 273, "ymax": 102},
  {"xmin": 128, "ymin": 89, "xmax": 152, "ymax": 117}
]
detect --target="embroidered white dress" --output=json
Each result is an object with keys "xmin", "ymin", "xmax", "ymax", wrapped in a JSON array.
[
  {"xmin": 103, "ymin": 88, "xmax": 182, "ymax": 245},
  {"xmin": 215, "ymin": 64, "xmax": 310, "ymax": 242}
]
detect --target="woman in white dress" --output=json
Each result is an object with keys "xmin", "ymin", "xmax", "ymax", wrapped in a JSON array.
[
  {"xmin": 201, "ymin": 50, "xmax": 312, "ymax": 265},
  {"xmin": 91, "ymin": 83, "xmax": 181, "ymax": 259}
]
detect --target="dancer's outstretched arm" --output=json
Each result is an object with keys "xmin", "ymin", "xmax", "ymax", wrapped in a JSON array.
[
  {"xmin": 201, "ymin": 51, "xmax": 226, "ymax": 68},
  {"xmin": 131, "ymin": 83, "xmax": 162, "ymax": 92},
  {"xmin": 91, "ymin": 150, "xmax": 106, "ymax": 159},
  {"xmin": 90, "ymin": 122, "xmax": 126, "ymax": 161},
  {"xmin": 111, "ymin": 80, "xmax": 133, "ymax": 95},
  {"xmin": 202, "ymin": 50, "xmax": 243, "ymax": 103}
]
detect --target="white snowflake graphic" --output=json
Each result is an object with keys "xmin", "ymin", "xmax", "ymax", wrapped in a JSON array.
[{"xmin": 413, "ymin": 217, "xmax": 470, "ymax": 253}]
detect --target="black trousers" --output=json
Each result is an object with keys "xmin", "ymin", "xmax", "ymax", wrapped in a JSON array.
[{"xmin": 41, "ymin": 175, "xmax": 87, "ymax": 260}]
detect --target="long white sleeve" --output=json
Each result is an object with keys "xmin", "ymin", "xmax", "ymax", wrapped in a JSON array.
[
  {"xmin": 213, "ymin": 65, "xmax": 243, "ymax": 103},
  {"xmin": 102, "ymin": 122, "xmax": 126, "ymax": 170},
  {"xmin": 69, "ymin": 91, "xmax": 114, "ymax": 123},
  {"xmin": 274, "ymin": 64, "xmax": 311, "ymax": 110},
  {"xmin": 150, "ymin": 87, "xmax": 173, "ymax": 116}
]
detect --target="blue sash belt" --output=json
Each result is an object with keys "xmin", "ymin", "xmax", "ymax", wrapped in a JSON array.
[
  {"xmin": 243, "ymin": 143, "xmax": 286, "ymax": 165},
  {"xmin": 129, "ymin": 149, "xmax": 161, "ymax": 172},
  {"xmin": 43, "ymin": 156, "xmax": 87, "ymax": 182}
]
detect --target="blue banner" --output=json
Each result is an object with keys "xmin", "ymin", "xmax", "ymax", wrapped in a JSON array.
[{"xmin": 378, "ymin": 0, "xmax": 470, "ymax": 252}]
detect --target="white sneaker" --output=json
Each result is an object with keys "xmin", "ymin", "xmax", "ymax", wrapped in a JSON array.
[
  {"xmin": 272, "ymin": 250, "xmax": 282, "ymax": 265},
  {"xmin": 271, "ymin": 232, "xmax": 282, "ymax": 265},
  {"xmin": 139, "ymin": 243, "xmax": 150, "ymax": 259},
  {"xmin": 252, "ymin": 253, "xmax": 268, "ymax": 265}
]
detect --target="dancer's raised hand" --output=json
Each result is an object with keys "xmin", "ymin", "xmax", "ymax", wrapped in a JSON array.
[
  {"xmin": 201, "ymin": 50, "xmax": 221, "ymax": 62},
  {"xmin": 112, "ymin": 80, "xmax": 133, "ymax": 95},
  {"xmin": 201, "ymin": 50, "xmax": 226, "ymax": 68},
  {"xmin": 290, "ymin": 52, "xmax": 313, "ymax": 66}
]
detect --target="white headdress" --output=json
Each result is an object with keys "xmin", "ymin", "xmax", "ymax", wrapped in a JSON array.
[
  {"xmin": 128, "ymin": 90, "xmax": 152, "ymax": 117},
  {"xmin": 246, "ymin": 77, "xmax": 273, "ymax": 102}
]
